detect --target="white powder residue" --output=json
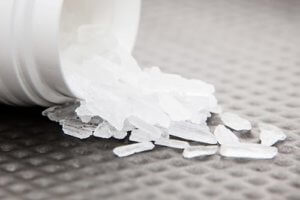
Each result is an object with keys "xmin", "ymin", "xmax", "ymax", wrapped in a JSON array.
[{"xmin": 42, "ymin": 24, "xmax": 287, "ymax": 160}]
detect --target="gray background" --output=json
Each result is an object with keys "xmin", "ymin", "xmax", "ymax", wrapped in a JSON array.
[{"xmin": 0, "ymin": 0, "xmax": 300, "ymax": 199}]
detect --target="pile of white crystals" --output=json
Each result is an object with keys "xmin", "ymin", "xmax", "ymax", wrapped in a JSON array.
[{"xmin": 43, "ymin": 24, "xmax": 287, "ymax": 159}]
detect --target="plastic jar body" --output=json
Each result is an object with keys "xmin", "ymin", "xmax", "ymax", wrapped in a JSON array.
[{"xmin": 0, "ymin": 0, "xmax": 141, "ymax": 106}]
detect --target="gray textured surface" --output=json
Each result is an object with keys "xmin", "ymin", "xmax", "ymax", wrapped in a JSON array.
[{"xmin": 1, "ymin": 0, "xmax": 300, "ymax": 199}]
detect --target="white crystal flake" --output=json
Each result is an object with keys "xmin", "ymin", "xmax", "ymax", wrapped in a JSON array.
[
  {"xmin": 42, "ymin": 102, "xmax": 79, "ymax": 122},
  {"xmin": 214, "ymin": 125, "xmax": 240, "ymax": 145},
  {"xmin": 259, "ymin": 123, "xmax": 286, "ymax": 146},
  {"xmin": 127, "ymin": 116, "xmax": 162, "ymax": 140},
  {"xmin": 158, "ymin": 94, "xmax": 191, "ymax": 121},
  {"xmin": 220, "ymin": 112, "xmax": 252, "ymax": 131},
  {"xmin": 93, "ymin": 122, "xmax": 114, "ymax": 139},
  {"xmin": 129, "ymin": 129, "xmax": 155, "ymax": 142},
  {"xmin": 220, "ymin": 143, "xmax": 278, "ymax": 159},
  {"xmin": 183, "ymin": 145, "xmax": 219, "ymax": 158},
  {"xmin": 113, "ymin": 142, "xmax": 155, "ymax": 157},
  {"xmin": 168, "ymin": 121, "xmax": 217, "ymax": 144},
  {"xmin": 113, "ymin": 131, "xmax": 128, "ymax": 140},
  {"xmin": 155, "ymin": 138, "xmax": 190, "ymax": 149},
  {"xmin": 61, "ymin": 119, "xmax": 95, "ymax": 139}
]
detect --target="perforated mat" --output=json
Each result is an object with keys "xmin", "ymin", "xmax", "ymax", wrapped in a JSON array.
[{"xmin": 0, "ymin": 0, "xmax": 299, "ymax": 199}]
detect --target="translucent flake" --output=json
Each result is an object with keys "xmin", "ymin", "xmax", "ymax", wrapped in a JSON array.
[
  {"xmin": 129, "ymin": 129, "xmax": 154, "ymax": 142},
  {"xmin": 127, "ymin": 116, "xmax": 162, "ymax": 140},
  {"xmin": 113, "ymin": 131, "xmax": 128, "ymax": 140},
  {"xmin": 61, "ymin": 119, "xmax": 95, "ymax": 139},
  {"xmin": 155, "ymin": 138, "xmax": 190, "ymax": 149},
  {"xmin": 258, "ymin": 123, "xmax": 286, "ymax": 146},
  {"xmin": 220, "ymin": 143, "xmax": 278, "ymax": 159},
  {"xmin": 113, "ymin": 142, "xmax": 155, "ymax": 157},
  {"xmin": 93, "ymin": 121, "xmax": 114, "ymax": 139},
  {"xmin": 214, "ymin": 125, "xmax": 240, "ymax": 145},
  {"xmin": 79, "ymin": 116, "xmax": 93, "ymax": 123},
  {"xmin": 183, "ymin": 145, "xmax": 219, "ymax": 158},
  {"xmin": 190, "ymin": 111, "xmax": 211, "ymax": 124},
  {"xmin": 122, "ymin": 120, "xmax": 135, "ymax": 132},
  {"xmin": 75, "ymin": 102, "xmax": 95, "ymax": 123},
  {"xmin": 168, "ymin": 121, "xmax": 217, "ymax": 144},
  {"xmin": 42, "ymin": 102, "xmax": 79, "ymax": 122},
  {"xmin": 220, "ymin": 112, "xmax": 252, "ymax": 131},
  {"xmin": 158, "ymin": 94, "xmax": 191, "ymax": 121}
]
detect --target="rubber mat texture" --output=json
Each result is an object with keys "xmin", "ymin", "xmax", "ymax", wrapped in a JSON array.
[{"xmin": 0, "ymin": 0, "xmax": 300, "ymax": 200}]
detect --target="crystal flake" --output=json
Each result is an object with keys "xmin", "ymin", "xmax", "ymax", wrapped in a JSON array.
[
  {"xmin": 42, "ymin": 102, "xmax": 79, "ymax": 122},
  {"xmin": 113, "ymin": 142, "xmax": 155, "ymax": 157},
  {"xmin": 220, "ymin": 112, "xmax": 252, "ymax": 131},
  {"xmin": 61, "ymin": 119, "xmax": 95, "ymax": 139},
  {"xmin": 168, "ymin": 121, "xmax": 217, "ymax": 144},
  {"xmin": 183, "ymin": 145, "xmax": 218, "ymax": 158},
  {"xmin": 155, "ymin": 138, "xmax": 190, "ymax": 149},
  {"xmin": 93, "ymin": 121, "xmax": 114, "ymax": 139},
  {"xmin": 129, "ymin": 129, "xmax": 154, "ymax": 142},
  {"xmin": 214, "ymin": 125, "xmax": 240, "ymax": 145},
  {"xmin": 127, "ymin": 116, "xmax": 162, "ymax": 140},
  {"xmin": 259, "ymin": 123, "xmax": 286, "ymax": 146},
  {"xmin": 220, "ymin": 143, "xmax": 278, "ymax": 159}
]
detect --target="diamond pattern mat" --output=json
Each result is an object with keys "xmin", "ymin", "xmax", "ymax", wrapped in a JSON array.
[{"xmin": 0, "ymin": 0, "xmax": 300, "ymax": 199}]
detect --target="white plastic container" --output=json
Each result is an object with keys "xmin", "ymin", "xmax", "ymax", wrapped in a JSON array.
[{"xmin": 0, "ymin": 0, "xmax": 141, "ymax": 106}]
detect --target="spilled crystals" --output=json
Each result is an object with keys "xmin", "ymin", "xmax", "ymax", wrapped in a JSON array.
[
  {"xmin": 43, "ymin": 24, "xmax": 286, "ymax": 160},
  {"xmin": 183, "ymin": 145, "xmax": 219, "ymax": 158}
]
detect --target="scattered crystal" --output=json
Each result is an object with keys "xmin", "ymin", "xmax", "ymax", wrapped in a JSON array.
[
  {"xmin": 127, "ymin": 116, "xmax": 162, "ymax": 140},
  {"xmin": 155, "ymin": 138, "xmax": 190, "ymax": 149},
  {"xmin": 122, "ymin": 120, "xmax": 135, "ymax": 132},
  {"xmin": 158, "ymin": 94, "xmax": 191, "ymax": 121},
  {"xmin": 129, "ymin": 129, "xmax": 154, "ymax": 142},
  {"xmin": 214, "ymin": 125, "xmax": 240, "ymax": 145},
  {"xmin": 259, "ymin": 123, "xmax": 286, "ymax": 146},
  {"xmin": 220, "ymin": 143, "xmax": 278, "ymax": 159},
  {"xmin": 113, "ymin": 142, "xmax": 155, "ymax": 157},
  {"xmin": 42, "ymin": 102, "xmax": 79, "ymax": 122},
  {"xmin": 183, "ymin": 145, "xmax": 219, "ymax": 158},
  {"xmin": 220, "ymin": 112, "xmax": 252, "ymax": 131},
  {"xmin": 61, "ymin": 119, "xmax": 95, "ymax": 139},
  {"xmin": 113, "ymin": 131, "xmax": 128, "ymax": 140},
  {"xmin": 168, "ymin": 121, "xmax": 217, "ymax": 144},
  {"xmin": 93, "ymin": 121, "xmax": 114, "ymax": 139}
]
